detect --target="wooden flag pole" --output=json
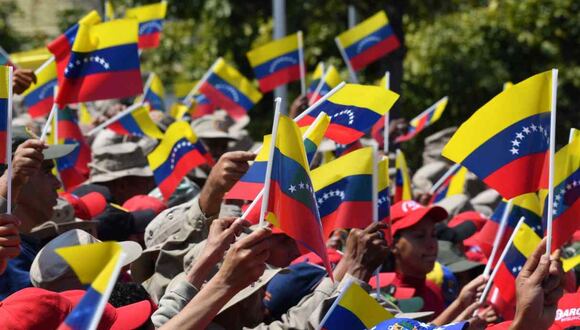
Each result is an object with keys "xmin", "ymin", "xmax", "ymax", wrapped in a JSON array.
[
  {"xmin": 297, "ymin": 31, "xmax": 307, "ymax": 97},
  {"xmin": 545, "ymin": 68, "xmax": 558, "ymax": 255},
  {"xmin": 87, "ymin": 102, "xmax": 144, "ymax": 136},
  {"xmin": 5, "ymin": 67, "xmax": 13, "ymax": 214},
  {"xmin": 383, "ymin": 71, "xmax": 390, "ymax": 153},
  {"xmin": 334, "ymin": 37, "xmax": 358, "ymax": 83},
  {"xmin": 478, "ymin": 217, "xmax": 525, "ymax": 304},
  {"xmin": 259, "ymin": 97, "xmax": 282, "ymax": 227}
]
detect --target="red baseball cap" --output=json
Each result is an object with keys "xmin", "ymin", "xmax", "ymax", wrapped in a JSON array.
[
  {"xmin": 61, "ymin": 192, "xmax": 108, "ymax": 220},
  {"xmin": 368, "ymin": 272, "xmax": 416, "ymax": 299},
  {"xmin": 390, "ymin": 201, "xmax": 448, "ymax": 236},
  {"xmin": 0, "ymin": 288, "xmax": 153, "ymax": 330},
  {"xmin": 552, "ymin": 292, "xmax": 580, "ymax": 329},
  {"xmin": 122, "ymin": 195, "xmax": 167, "ymax": 215},
  {"xmin": 448, "ymin": 211, "xmax": 487, "ymax": 231}
]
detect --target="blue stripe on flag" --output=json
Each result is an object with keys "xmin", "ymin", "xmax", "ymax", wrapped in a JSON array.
[{"xmin": 251, "ymin": 50, "xmax": 300, "ymax": 79}]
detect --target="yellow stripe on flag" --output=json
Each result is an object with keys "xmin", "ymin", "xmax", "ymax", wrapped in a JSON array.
[
  {"xmin": 148, "ymin": 121, "xmax": 200, "ymax": 170},
  {"xmin": 213, "ymin": 58, "xmax": 262, "ymax": 103},
  {"xmin": 247, "ymin": 33, "xmax": 299, "ymax": 67},
  {"xmin": 312, "ymin": 147, "xmax": 373, "ymax": 191},
  {"xmin": 125, "ymin": 1, "xmax": 168, "ymax": 22},
  {"xmin": 328, "ymin": 84, "xmax": 398, "ymax": 116},
  {"xmin": 337, "ymin": 11, "xmax": 389, "ymax": 48},
  {"xmin": 73, "ymin": 19, "xmax": 138, "ymax": 52},
  {"xmin": 337, "ymin": 281, "xmax": 393, "ymax": 328},
  {"xmin": 0, "ymin": 66, "xmax": 9, "ymax": 98}
]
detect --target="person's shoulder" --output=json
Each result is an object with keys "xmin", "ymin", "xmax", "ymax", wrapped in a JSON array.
[{"xmin": 144, "ymin": 200, "xmax": 198, "ymax": 248}]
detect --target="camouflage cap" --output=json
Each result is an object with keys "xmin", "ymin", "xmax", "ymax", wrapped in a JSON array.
[{"xmin": 89, "ymin": 142, "xmax": 153, "ymax": 183}]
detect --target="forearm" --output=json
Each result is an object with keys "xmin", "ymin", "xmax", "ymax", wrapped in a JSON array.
[
  {"xmin": 159, "ymin": 278, "xmax": 235, "ymax": 330},
  {"xmin": 432, "ymin": 299, "xmax": 465, "ymax": 326},
  {"xmin": 198, "ymin": 185, "xmax": 224, "ymax": 216},
  {"xmin": 185, "ymin": 251, "xmax": 219, "ymax": 288}
]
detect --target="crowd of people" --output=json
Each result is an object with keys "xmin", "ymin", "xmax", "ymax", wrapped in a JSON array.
[{"xmin": 0, "ymin": 65, "xmax": 577, "ymax": 330}]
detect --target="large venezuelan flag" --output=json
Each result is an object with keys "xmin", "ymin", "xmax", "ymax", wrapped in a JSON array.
[
  {"xmin": 56, "ymin": 106, "xmax": 91, "ymax": 190},
  {"xmin": 264, "ymin": 115, "xmax": 332, "ymax": 275},
  {"xmin": 473, "ymin": 193, "xmax": 543, "ymax": 259},
  {"xmin": 56, "ymin": 242, "xmax": 125, "ymax": 330},
  {"xmin": 539, "ymin": 137, "xmax": 580, "ymax": 250},
  {"xmin": 430, "ymin": 166, "xmax": 468, "ymax": 203},
  {"xmin": 143, "ymin": 72, "xmax": 165, "ymax": 111},
  {"xmin": 320, "ymin": 280, "xmax": 393, "ymax": 330},
  {"xmin": 442, "ymin": 71, "xmax": 553, "ymax": 199},
  {"xmin": 226, "ymin": 113, "xmax": 330, "ymax": 201},
  {"xmin": 335, "ymin": 11, "xmax": 400, "ymax": 71},
  {"xmin": 22, "ymin": 60, "xmax": 57, "ymax": 118},
  {"xmin": 312, "ymin": 147, "xmax": 374, "ymax": 239},
  {"xmin": 125, "ymin": 1, "xmax": 168, "ymax": 49},
  {"xmin": 308, "ymin": 64, "xmax": 342, "ymax": 105},
  {"xmin": 297, "ymin": 84, "xmax": 399, "ymax": 145},
  {"xmin": 247, "ymin": 33, "xmax": 301, "ymax": 92},
  {"xmin": 396, "ymin": 96, "xmax": 448, "ymax": 143},
  {"xmin": 394, "ymin": 149, "xmax": 412, "ymax": 203},
  {"xmin": 107, "ymin": 104, "xmax": 164, "ymax": 139},
  {"xmin": 200, "ymin": 58, "xmax": 262, "ymax": 119},
  {"xmin": 53, "ymin": 18, "xmax": 143, "ymax": 105},
  {"xmin": 0, "ymin": 66, "xmax": 9, "ymax": 164},
  {"xmin": 148, "ymin": 121, "xmax": 214, "ymax": 200}
]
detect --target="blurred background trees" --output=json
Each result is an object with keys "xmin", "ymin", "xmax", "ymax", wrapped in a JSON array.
[{"xmin": 1, "ymin": 0, "xmax": 578, "ymax": 167}]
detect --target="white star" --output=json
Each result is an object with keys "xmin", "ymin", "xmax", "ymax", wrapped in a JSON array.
[
  {"xmin": 554, "ymin": 202, "xmax": 558, "ymax": 208},
  {"xmin": 83, "ymin": 58, "xmax": 89, "ymax": 63},
  {"xmin": 516, "ymin": 132, "xmax": 524, "ymax": 139},
  {"xmin": 289, "ymin": 185, "xmax": 296, "ymax": 193},
  {"xmin": 94, "ymin": 56, "xmax": 100, "ymax": 62},
  {"xmin": 539, "ymin": 126, "xmax": 544, "ymax": 132},
  {"xmin": 323, "ymin": 193, "xmax": 329, "ymax": 199},
  {"xmin": 299, "ymin": 182, "xmax": 305, "ymax": 189},
  {"xmin": 103, "ymin": 63, "xmax": 110, "ymax": 69},
  {"xmin": 522, "ymin": 127, "xmax": 530, "ymax": 134},
  {"xmin": 511, "ymin": 140, "xmax": 521, "ymax": 147},
  {"xmin": 555, "ymin": 195, "xmax": 562, "ymax": 201},
  {"xmin": 328, "ymin": 191, "xmax": 335, "ymax": 197},
  {"xmin": 318, "ymin": 198, "xmax": 324, "ymax": 204},
  {"xmin": 68, "ymin": 63, "xmax": 74, "ymax": 68},
  {"xmin": 510, "ymin": 147, "xmax": 519, "ymax": 155},
  {"xmin": 75, "ymin": 60, "xmax": 81, "ymax": 65},
  {"xmin": 335, "ymin": 190, "xmax": 341, "ymax": 196},
  {"xmin": 530, "ymin": 124, "xmax": 537, "ymax": 131},
  {"xmin": 573, "ymin": 180, "xmax": 578, "ymax": 186}
]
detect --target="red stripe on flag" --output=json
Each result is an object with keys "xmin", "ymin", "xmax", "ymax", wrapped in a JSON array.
[
  {"xmin": 225, "ymin": 181, "xmax": 264, "ymax": 201},
  {"xmin": 551, "ymin": 200, "xmax": 580, "ymax": 251},
  {"xmin": 28, "ymin": 98, "xmax": 54, "ymax": 118},
  {"xmin": 321, "ymin": 201, "xmax": 373, "ymax": 239},
  {"xmin": 494, "ymin": 263, "xmax": 516, "ymax": 303},
  {"xmin": 483, "ymin": 152, "xmax": 549, "ymax": 199},
  {"xmin": 158, "ymin": 149, "xmax": 208, "ymax": 200},
  {"xmin": 59, "ymin": 167, "xmax": 87, "ymax": 191},
  {"xmin": 56, "ymin": 70, "xmax": 143, "ymax": 105},
  {"xmin": 257, "ymin": 64, "xmax": 301, "ymax": 93},
  {"xmin": 350, "ymin": 35, "xmax": 401, "ymax": 71},
  {"xmin": 108, "ymin": 122, "xmax": 131, "ymax": 136},
  {"xmin": 199, "ymin": 83, "xmax": 247, "ymax": 119},
  {"xmin": 138, "ymin": 32, "xmax": 161, "ymax": 49},
  {"xmin": 300, "ymin": 115, "xmax": 365, "ymax": 145},
  {"xmin": 0, "ymin": 131, "xmax": 6, "ymax": 164}
]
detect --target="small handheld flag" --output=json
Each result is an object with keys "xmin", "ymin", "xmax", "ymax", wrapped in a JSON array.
[
  {"xmin": 52, "ymin": 18, "xmax": 143, "ymax": 105},
  {"xmin": 199, "ymin": 58, "xmax": 263, "ymax": 119},
  {"xmin": 125, "ymin": 1, "xmax": 168, "ymax": 49},
  {"xmin": 56, "ymin": 242, "xmax": 126, "ymax": 330},
  {"xmin": 0, "ymin": 66, "xmax": 14, "ymax": 214},
  {"xmin": 55, "ymin": 106, "xmax": 91, "ymax": 190},
  {"xmin": 394, "ymin": 149, "xmax": 412, "ymax": 203},
  {"xmin": 308, "ymin": 64, "xmax": 341, "ymax": 105},
  {"xmin": 148, "ymin": 121, "xmax": 214, "ymax": 200},
  {"xmin": 247, "ymin": 33, "xmax": 302, "ymax": 92},
  {"xmin": 22, "ymin": 57, "xmax": 58, "ymax": 118},
  {"xmin": 335, "ymin": 11, "xmax": 400, "ymax": 78},
  {"xmin": 142, "ymin": 72, "xmax": 166, "ymax": 111},
  {"xmin": 430, "ymin": 165, "xmax": 468, "ymax": 203},
  {"xmin": 297, "ymin": 83, "xmax": 399, "ymax": 145},
  {"xmin": 106, "ymin": 103, "xmax": 164, "ymax": 139},
  {"xmin": 442, "ymin": 71, "xmax": 554, "ymax": 200},
  {"xmin": 396, "ymin": 96, "xmax": 448, "ymax": 143},
  {"xmin": 319, "ymin": 279, "xmax": 393, "ymax": 329}
]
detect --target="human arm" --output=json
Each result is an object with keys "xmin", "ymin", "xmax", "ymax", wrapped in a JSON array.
[
  {"xmin": 0, "ymin": 214, "xmax": 21, "ymax": 274},
  {"xmin": 433, "ymin": 274, "xmax": 487, "ymax": 325}
]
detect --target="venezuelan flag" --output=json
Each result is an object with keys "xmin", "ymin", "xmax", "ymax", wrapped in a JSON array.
[
  {"xmin": 0, "ymin": 66, "xmax": 9, "ymax": 164},
  {"xmin": 78, "ymin": 103, "xmax": 92, "ymax": 126},
  {"xmin": 336, "ymin": 11, "xmax": 400, "ymax": 71},
  {"xmin": 306, "ymin": 63, "xmax": 324, "ymax": 101},
  {"xmin": 247, "ymin": 33, "xmax": 301, "ymax": 92},
  {"xmin": 312, "ymin": 147, "xmax": 374, "ymax": 239},
  {"xmin": 200, "ymin": 58, "xmax": 262, "ymax": 119},
  {"xmin": 47, "ymin": 11, "xmax": 101, "ymax": 68},
  {"xmin": 539, "ymin": 137, "xmax": 580, "ymax": 250},
  {"xmin": 430, "ymin": 166, "xmax": 468, "ymax": 203},
  {"xmin": 378, "ymin": 157, "xmax": 391, "ymax": 242},
  {"xmin": 397, "ymin": 96, "xmax": 448, "ymax": 143},
  {"xmin": 107, "ymin": 104, "xmax": 164, "ymax": 139},
  {"xmin": 56, "ymin": 106, "xmax": 91, "ymax": 190},
  {"xmin": 125, "ymin": 1, "xmax": 168, "ymax": 49},
  {"xmin": 474, "ymin": 193, "xmax": 542, "ymax": 258},
  {"xmin": 297, "ymin": 84, "xmax": 399, "ymax": 145},
  {"xmin": 225, "ymin": 113, "xmax": 330, "ymax": 201},
  {"xmin": 143, "ymin": 72, "xmax": 165, "ymax": 111},
  {"xmin": 320, "ymin": 280, "xmax": 393, "ymax": 330},
  {"xmin": 192, "ymin": 94, "xmax": 217, "ymax": 118},
  {"xmin": 56, "ymin": 242, "xmax": 125, "ymax": 330},
  {"xmin": 333, "ymin": 140, "xmax": 363, "ymax": 158},
  {"xmin": 148, "ymin": 121, "xmax": 214, "ymax": 200},
  {"xmin": 493, "ymin": 220, "xmax": 542, "ymax": 304},
  {"xmin": 265, "ymin": 115, "xmax": 332, "ymax": 275},
  {"xmin": 442, "ymin": 71, "xmax": 553, "ymax": 199},
  {"xmin": 394, "ymin": 149, "xmax": 412, "ymax": 203},
  {"xmin": 22, "ymin": 60, "xmax": 57, "ymax": 118},
  {"xmin": 308, "ymin": 64, "xmax": 342, "ymax": 105},
  {"xmin": 55, "ymin": 18, "xmax": 143, "ymax": 105}
]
